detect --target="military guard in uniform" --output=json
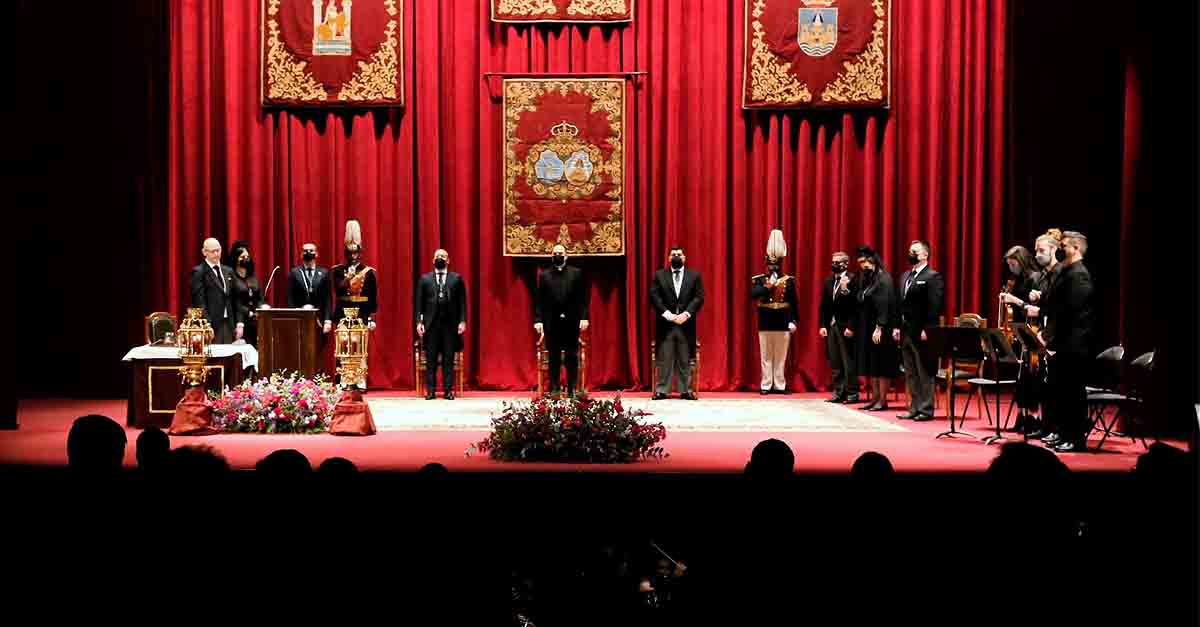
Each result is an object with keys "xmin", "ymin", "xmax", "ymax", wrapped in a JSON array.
[
  {"xmin": 751, "ymin": 230, "xmax": 799, "ymax": 394},
  {"xmin": 331, "ymin": 219, "xmax": 378, "ymax": 388}
]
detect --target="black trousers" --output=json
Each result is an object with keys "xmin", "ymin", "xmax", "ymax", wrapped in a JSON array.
[
  {"xmin": 1045, "ymin": 352, "xmax": 1089, "ymax": 442},
  {"xmin": 211, "ymin": 317, "xmax": 235, "ymax": 344},
  {"xmin": 546, "ymin": 319, "xmax": 580, "ymax": 392},
  {"xmin": 825, "ymin": 322, "xmax": 860, "ymax": 398},
  {"xmin": 656, "ymin": 326, "xmax": 692, "ymax": 395},
  {"xmin": 424, "ymin": 322, "xmax": 456, "ymax": 393}
]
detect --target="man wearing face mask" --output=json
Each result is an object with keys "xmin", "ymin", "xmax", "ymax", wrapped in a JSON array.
[
  {"xmin": 651, "ymin": 246, "xmax": 705, "ymax": 400},
  {"xmin": 894, "ymin": 240, "xmax": 945, "ymax": 421},
  {"xmin": 1039, "ymin": 231, "xmax": 1094, "ymax": 453},
  {"xmin": 751, "ymin": 230, "xmax": 799, "ymax": 395},
  {"xmin": 819, "ymin": 250, "xmax": 860, "ymax": 402},
  {"xmin": 416, "ymin": 249, "xmax": 467, "ymax": 400},
  {"xmin": 287, "ymin": 243, "xmax": 333, "ymax": 335},
  {"xmin": 190, "ymin": 237, "xmax": 242, "ymax": 344},
  {"xmin": 331, "ymin": 220, "xmax": 378, "ymax": 388},
  {"xmin": 534, "ymin": 244, "xmax": 589, "ymax": 396}
]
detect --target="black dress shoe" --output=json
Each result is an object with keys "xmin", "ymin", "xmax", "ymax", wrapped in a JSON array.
[
  {"xmin": 896, "ymin": 411, "xmax": 919, "ymax": 420},
  {"xmin": 444, "ymin": 391, "xmax": 456, "ymax": 400},
  {"xmin": 680, "ymin": 393, "xmax": 698, "ymax": 400},
  {"xmin": 1042, "ymin": 433, "xmax": 1063, "ymax": 446},
  {"xmin": 861, "ymin": 401, "xmax": 879, "ymax": 410},
  {"xmin": 773, "ymin": 389, "xmax": 791, "ymax": 395},
  {"xmin": 867, "ymin": 404, "xmax": 890, "ymax": 411},
  {"xmin": 652, "ymin": 393, "xmax": 667, "ymax": 400},
  {"xmin": 761, "ymin": 390, "xmax": 772, "ymax": 395},
  {"xmin": 424, "ymin": 392, "xmax": 436, "ymax": 400},
  {"xmin": 1053, "ymin": 440, "xmax": 1087, "ymax": 453},
  {"xmin": 912, "ymin": 414, "xmax": 934, "ymax": 422},
  {"xmin": 826, "ymin": 396, "xmax": 846, "ymax": 403},
  {"xmin": 843, "ymin": 395, "xmax": 860, "ymax": 403}
]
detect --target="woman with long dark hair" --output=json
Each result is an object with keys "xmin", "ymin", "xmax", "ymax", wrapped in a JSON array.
[
  {"xmin": 853, "ymin": 246, "xmax": 900, "ymax": 410},
  {"xmin": 228, "ymin": 240, "xmax": 263, "ymax": 346}
]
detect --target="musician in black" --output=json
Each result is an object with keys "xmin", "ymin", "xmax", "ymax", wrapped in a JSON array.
[
  {"xmin": 1038, "ymin": 231, "xmax": 1095, "ymax": 453},
  {"xmin": 415, "ymin": 249, "xmax": 467, "ymax": 400},
  {"xmin": 997, "ymin": 245, "xmax": 1043, "ymax": 431},
  {"xmin": 533, "ymin": 244, "xmax": 589, "ymax": 396},
  {"xmin": 1023, "ymin": 229, "xmax": 1064, "ymax": 440},
  {"xmin": 819, "ymin": 251, "xmax": 860, "ymax": 402}
]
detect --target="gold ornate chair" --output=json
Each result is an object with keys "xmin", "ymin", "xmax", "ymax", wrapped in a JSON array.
[
  {"xmin": 650, "ymin": 340, "xmax": 701, "ymax": 396},
  {"xmin": 536, "ymin": 335, "xmax": 588, "ymax": 395},
  {"xmin": 413, "ymin": 340, "xmax": 465, "ymax": 395},
  {"xmin": 144, "ymin": 312, "xmax": 177, "ymax": 345}
]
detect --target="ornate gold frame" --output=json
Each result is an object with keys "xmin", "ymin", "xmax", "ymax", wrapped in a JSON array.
[
  {"xmin": 490, "ymin": 0, "xmax": 634, "ymax": 24},
  {"xmin": 260, "ymin": 0, "xmax": 405, "ymax": 107},
  {"xmin": 502, "ymin": 78, "xmax": 626, "ymax": 257},
  {"xmin": 741, "ymin": 0, "xmax": 891, "ymax": 109}
]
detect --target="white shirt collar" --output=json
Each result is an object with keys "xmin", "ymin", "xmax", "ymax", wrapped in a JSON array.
[{"xmin": 911, "ymin": 263, "xmax": 927, "ymax": 277}]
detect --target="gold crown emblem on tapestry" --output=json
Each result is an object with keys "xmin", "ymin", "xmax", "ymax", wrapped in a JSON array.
[
  {"xmin": 551, "ymin": 121, "xmax": 580, "ymax": 138},
  {"xmin": 800, "ymin": 0, "xmax": 836, "ymax": 6}
]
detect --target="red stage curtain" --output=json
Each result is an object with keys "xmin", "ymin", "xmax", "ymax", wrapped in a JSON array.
[{"xmin": 164, "ymin": 0, "xmax": 1007, "ymax": 391}]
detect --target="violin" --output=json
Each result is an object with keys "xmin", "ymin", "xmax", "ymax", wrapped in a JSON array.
[{"xmin": 999, "ymin": 278, "xmax": 1016, "ymax": 343}]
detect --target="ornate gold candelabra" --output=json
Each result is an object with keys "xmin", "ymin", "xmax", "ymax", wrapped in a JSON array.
[{"xmin": 176, "ymin": 308, "xmax": 214, "ymax": 387}]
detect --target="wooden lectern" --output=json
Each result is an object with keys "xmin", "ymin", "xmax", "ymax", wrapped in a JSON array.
[{"xmin": 257, "ymin": 308, "xmax": 322, "ymax": 377}]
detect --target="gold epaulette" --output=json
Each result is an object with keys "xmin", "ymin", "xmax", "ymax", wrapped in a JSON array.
[{"xmin": 757, "ymin": 302, "xmax": 791, "ymax": 309}]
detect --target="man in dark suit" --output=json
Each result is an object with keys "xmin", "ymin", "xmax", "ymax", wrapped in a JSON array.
[
  {"xmin": 534, "ymin": 244, "xmax": 589, "ymax": 396},
  {"xmin": 190, "ymin": 237, "xmax": 242, "ymax": 344},
  {"xmin": 651, "ymin": 246, "xmax": 705, "ymax": 400},
  {"xmin": 893, "ymin": 240, "xmax": 945, "ymax": 420},
  {"xmin": 819, "ymin": 251, "xmax": 860, "ymax": 403},
  {"xmin": 1039, "ymin": 231, "xmax": 1095, "ymax": 453},
  {"xmin": 287, "ymin": 242, "xmax": 333, "ymax": 335},
  {"xmin": 416, "ymin": 249, "xmax": 467, "ymax": 400}
]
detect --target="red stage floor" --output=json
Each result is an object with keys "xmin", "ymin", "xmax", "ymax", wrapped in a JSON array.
[{"xmin": 2, "ymin": 392, "xmax": 1163, "ymax": 473}]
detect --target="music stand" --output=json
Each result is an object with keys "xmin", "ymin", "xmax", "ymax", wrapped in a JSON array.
[
  {"xmin": 925, "ymin": 326, "xmax": 986, "ymax": 439},
  {"xmin": 979, "ymin": 329, "xmax": 1021, "ymax": 445},
  {"xmin": 1011, "ymin": 322, "xmax": 1043, "ymax": 442}
]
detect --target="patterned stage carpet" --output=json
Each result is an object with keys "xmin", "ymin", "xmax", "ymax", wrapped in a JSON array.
[{"xmin": 368, "ymin": 397, "xmax": 910, "ymax": 433}]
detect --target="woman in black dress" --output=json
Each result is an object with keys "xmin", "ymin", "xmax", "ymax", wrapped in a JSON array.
[
  {"xmin": 998, "ymin": 245, "xmax": 1043, "ymax": 431},
  {"xmin": 228, "ymin": 241, "xmax": 264, "ymax": 346},
  {"xmin": 853, "ymin": 246, "xmax": 899, "ymax": 410}
]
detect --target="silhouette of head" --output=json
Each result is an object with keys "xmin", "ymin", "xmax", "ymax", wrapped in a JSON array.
[
  {"xmin": 256, "ymin": 449, "xmax": 313, "ymax": 480},
  {"xmin": 318, "ymin": 456, "xmax": 358, "ymax": 480},
  {"xmin": 745, "ymin": 439, "xmax": 795, "ymax": 479},
  {"xmin": 419, "ymin": 462, "xmax": 450, "ymax": 478},
  {"xmin": 67, "ymin": 414, "xmax": 127, "ymax": 473},
  {"xmin": 136, "ymin": 426, "xmax": 171, "ymax": 472},
  {"xmin": 851, "ymin": 451, "xmax": 894, "ymax": 481},
  {"xmin": 168, "ymin": 444, "xmax": 231, "ymax": 480}
]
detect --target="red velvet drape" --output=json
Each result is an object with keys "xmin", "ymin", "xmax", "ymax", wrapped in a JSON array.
[{"xmin": 164, "ymin": 0, "xmax": 1007, "ymax": 391}]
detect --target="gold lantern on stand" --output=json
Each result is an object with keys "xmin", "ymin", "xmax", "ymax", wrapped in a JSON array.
[
  {"xmin": 334, "ymin": 308, "xmax": 369, "ymax": 390},
  {"xmin": 329, "ymin": 308, "xmax": 377, "ymax": 436},
  {"xmin": 169, "ymin": 308, "xmax": 217, "ymax": 435}
]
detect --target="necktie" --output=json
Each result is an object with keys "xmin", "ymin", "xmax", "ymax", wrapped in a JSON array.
[
  {"xmin": 305, "ymin": 268, "xmax": 315, "ymax": 293},
  {"xmin": 673, "ymin": 270, "xmax": 681, "ymax": 299},
  {"xmin": 212, "ymin": 265, "xmax": 226, "ymax": 292}
]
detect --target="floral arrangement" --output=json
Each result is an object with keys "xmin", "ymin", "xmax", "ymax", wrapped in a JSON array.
[
  {"xmin": 208, "ymin": 372, "xmax": 341, "ymax": 434},
  {"xmin": 470, "ymin": 394, "xmax": 668, "ymax": 463}
]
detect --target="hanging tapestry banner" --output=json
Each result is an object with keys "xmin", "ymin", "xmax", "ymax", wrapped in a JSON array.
[
  {"xmin": 743, "ymin": 0, "xmax": 890, "ymax": 109},
  {"xmin": 261, "ymin": 0, "xmax": 404, "ymax": 107},
  {"xmin": 490, "ymin": 1, "xmax": 633, "ymax": 23},
  {"xmin": 502, "ymin": 79, "xmax": 626, "ymax": 257}
]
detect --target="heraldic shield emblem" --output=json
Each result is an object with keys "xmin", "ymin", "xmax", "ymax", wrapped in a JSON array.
[
  {"xmin": 798, "ymin": 4, "xmax": 838, "ymax": 58},
  {"xmin": 528, "ymin": 121, "xmax": 603, "ymax": 199}
]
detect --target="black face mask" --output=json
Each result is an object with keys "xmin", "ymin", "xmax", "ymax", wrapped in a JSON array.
[
  {"xmin": 907, "ymin": 253, "xmax": 920, "ymax": 265},
  {"xmin": 302, "ymin": 252, "xmax": 316, "ymax": 262},
  {"xmin": 434, "ymin": 259, "xmax": 447, "ymax": 270},
  {"xmin": 670, "ymin": 258, "xmax": 684, "ymax": 270},
  {"xmin": 239, "ymin": 258, "xmax": 254, "ymax": 272},
  {"xmin": 767, "ymin": 265, "xmax": 780, "ymax": 276},
  {"xmin": 552, "ymin": 255, "xmax": 565, "ymax": 267},
  {"xmin": 1055, "ymin": 248, "xmax": 1067, "ymax": 262},
  {"xmin": 832, "ymin": 263, "xmax": 846, "ymax": 273}
]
